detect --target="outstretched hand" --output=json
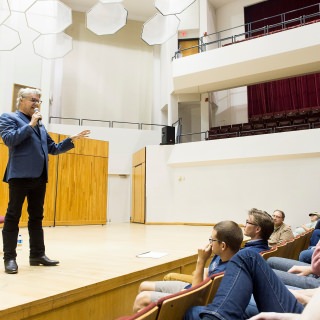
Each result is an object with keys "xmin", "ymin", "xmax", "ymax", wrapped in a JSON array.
[{"xmin": 70, "ymin": 130, "xmax": 91, "ymax": 141}]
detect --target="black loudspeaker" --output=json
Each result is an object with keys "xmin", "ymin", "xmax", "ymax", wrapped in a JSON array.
[{"xmin": 161, "ymin": 126, "xmax": 175, "ymax": 145}]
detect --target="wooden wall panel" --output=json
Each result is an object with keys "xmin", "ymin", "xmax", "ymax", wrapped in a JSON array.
[
  {"xmin": 131, "ymin": 148, "xmax": 146, "ymax": 224},
  {"xmin": 132, "ymin": 147, "xmax": 145, "ymax": 167},
  {"xmin": 55, "ymin": 153, "xmax": 108, "ymax": 225},
  {"xmin": 59, "ymin": 134, "xmax": 109, "ymax": 158}
]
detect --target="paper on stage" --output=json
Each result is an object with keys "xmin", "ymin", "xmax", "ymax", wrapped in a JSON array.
[{"xmin": 136, "ymin": 251, "xmax": 168, "ymax": 258}]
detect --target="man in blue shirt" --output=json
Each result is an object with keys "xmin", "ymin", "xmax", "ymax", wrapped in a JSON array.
[{"xmin": 242, "ymin": 208, "xmax": 274, "ymax": 253}]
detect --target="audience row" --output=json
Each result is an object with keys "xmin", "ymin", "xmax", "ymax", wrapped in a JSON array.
[{"xmin": 119, "ymin": 208, "xmax": 320, "ymax": 319}]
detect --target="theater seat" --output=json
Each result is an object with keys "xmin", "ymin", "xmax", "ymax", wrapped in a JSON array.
[
  {"xmin": 205, "ymin": 272, "xmax": 224, "ymax": 304},
  {"xmin": 156, "ymin": 277, "xmax": 212, "ymax": 320},
  {"xmin": 260, "ymin": 247, "xmax": 278, "ymax": 260}
]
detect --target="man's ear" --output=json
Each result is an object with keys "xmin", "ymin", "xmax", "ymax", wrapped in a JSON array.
[
  {"xmin": 256, "ymin": 226, "xmax": 261, "ymax": 235},
  {"xmin": 220, "ymin": 241, "xmax": 227, "ymax": 251}
]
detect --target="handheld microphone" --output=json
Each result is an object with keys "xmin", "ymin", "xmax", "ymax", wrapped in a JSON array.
[{"xmin": 34, "ymin": 108, "xmax": 42, "ymax": 127}]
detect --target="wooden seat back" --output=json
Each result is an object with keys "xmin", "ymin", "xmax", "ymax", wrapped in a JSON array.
[
  {"xmin": 205, "ymin": 272, "xmax": 224, "ymax": 305},
  {"xmin": 260, "ymin": 246, "xmax": 278, "ymax": 260},
  {"xmin": 156, "ymin": 277, "xmax": 212, "ymax": 320}
]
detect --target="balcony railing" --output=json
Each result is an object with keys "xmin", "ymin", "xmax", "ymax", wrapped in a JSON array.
[{"xmin": 172, "ymin": 3, "xmax": 320, "ymax": 60}]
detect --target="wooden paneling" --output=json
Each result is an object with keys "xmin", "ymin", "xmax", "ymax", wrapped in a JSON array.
[
  {"xmin": 59, "ymin": 134, "xmax": 109, "ymax": 158},
  {"xmin": 178, "ymin": 39, "xmax": 199, "ymax": 57},
  {"xmin": 132, "ymin": 147, "xmax": 145, "ymax": 167},
  {"xmin": 55, "ymin": 153, "xmax": 108, "ymax": 225},
  {"xmin": 131, "ymin": 148, "xmax": 146, "ymax": 224}
]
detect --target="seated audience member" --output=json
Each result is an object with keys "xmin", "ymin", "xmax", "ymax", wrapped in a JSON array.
[
  {"xmin": 299, "ymin": 241, "xmax": 320, "ymax": 264},
  {"xmin": 293, "ymin": 212, "xmax": 320, "ymax": 236},
  {"xmin": 132, "ymin": 221, "xmax": 243, "ymax": 313},
  {"xmin": 310, "ymin": 220, "xmax": 320, "ymax": 246},
  {"xmin": 242, "ymin": 208, "xmax": 274, "ymax": 253},
  {"xmin": 268, "ymin": 210, "xmax": 294, "ymax": 246},
  {"xmin": 267, "ymin": 242, "xmax": 320, "ymax": 289},
  {"xmin": 299, "ymin": 222, "xmax": 320, "ymax": 263},
  {"xmin": 184, "ymin": 242, "xmax": 320, "ymax": 319}
]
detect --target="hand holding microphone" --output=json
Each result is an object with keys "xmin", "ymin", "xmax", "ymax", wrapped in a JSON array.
[{"xmin": 34, "ymin": 108, "xmax": 42, "ymax": 127}]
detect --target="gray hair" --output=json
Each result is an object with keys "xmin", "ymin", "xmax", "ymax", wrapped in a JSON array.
[{"xmin": 16, "ymin": 87, "xmax": 41, "ymax": 109}]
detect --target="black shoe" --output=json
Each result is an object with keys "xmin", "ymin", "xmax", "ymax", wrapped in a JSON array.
[
  {"xmin": 29, "ymin": 255, "xmax": 59, "ymax": 266},
  {"xmin": 4, "ymin": 259, "xmax": 18, "ymax": 274}
]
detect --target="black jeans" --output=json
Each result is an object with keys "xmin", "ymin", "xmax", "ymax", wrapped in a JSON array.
[{"xmin": 2, "ymin": 176, "xmax": 47, "ymax": 260}]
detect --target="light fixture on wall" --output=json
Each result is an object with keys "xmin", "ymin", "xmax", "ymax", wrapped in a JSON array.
[
  {"xmin": 0, "ymin": 0, "xmax": 10, "ymax": 24},
  {"xmin": 155, "ymin": 0, "xmax": 196, "ymax": 15},
  {"xmin": 141, "ymin": 13, "xmax": 180, "ymax": 46},
  {"xmin": 25, "ymin": 0, "xmax": 72, "ymax": 34},
  {"xmin": 86, "ymin": 2, "xmax": 128, "ymax": 35},
  {"xmin": 8, "ymin": 0, "xmax": 37, "ymax": 12},
  {"xmin": 0, "ymin": 0, "xmax": 21, "ymax": 51},
  {"xmin": 0, "ymin": 24, "xmax": 21, "ymax": 50},
  {"xmin": 25, "ymin": 0, "xmax": 73, "ymax": 59},
  {"xmin": 33, "ymin": 32, "xmax": 72, "ymax": 59}
]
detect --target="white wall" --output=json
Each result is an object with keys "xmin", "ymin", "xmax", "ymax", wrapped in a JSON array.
[
  {"xmin": 146, "ymin": 129, "xmax": 320, "ymax": 229},
  {"xmin": 59, "ymin": 12, "xmax": 154, "ymax": 124},
  {"xmin": 108, "ymin": 174, "xmax": 131, "ymax": 223}
]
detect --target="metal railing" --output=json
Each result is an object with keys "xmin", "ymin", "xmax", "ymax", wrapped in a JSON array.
[
  {"xmin": 49, "ymin": 116, "xmax": 81, "ymax": 125},
  {"xmin": 178, "ymin": 131, "xmax": 208, "ymax": 143},
  {"xmin": 172, "ymin": 3, "xmax": 320, "ymax": 59}
]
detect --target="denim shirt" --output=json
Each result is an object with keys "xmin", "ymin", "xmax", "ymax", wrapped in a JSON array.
[{"xmin": 242, "ymin": 239, "xmax": 270, "ymax": 253}]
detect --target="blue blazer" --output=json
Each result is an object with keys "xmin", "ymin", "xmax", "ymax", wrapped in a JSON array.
[{"xmin": 0, "ymin": 111, "xmax": 74, "ymax": 182}]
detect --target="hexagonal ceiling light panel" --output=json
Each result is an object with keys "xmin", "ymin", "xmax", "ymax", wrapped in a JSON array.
[
  {"xmin": 86, "ymin": 2, "xmax": 127, "ymax": 35},
  {"xmin": 8, "ymin": 0, "xmax": 37, "ymax": 12},
  {"xmin": 141, "ymin": 13, "xmax": 180, "ymax": 45},
  {"xmin": 33, "ymin": 32, "xmax": 72, "ymax": 59},
  {"xmin": 0, "ymin": 0, "xmax": 10, "ymax": 24},
  {"xmin": 26, "ymin": 0, "xmax": 72, "ymax": 34},
  {"xmin": 155, "ymin": 0, "xmax": 196, "ymax": 15},
  {"xmin": 0, "ymin": 25, "xmax": 20, "ymax": 50}
]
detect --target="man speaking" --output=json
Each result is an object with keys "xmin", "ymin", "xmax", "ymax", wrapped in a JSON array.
[{"xmin": 0, "ymin": 87, "xmax": 90, "ymax": 274}]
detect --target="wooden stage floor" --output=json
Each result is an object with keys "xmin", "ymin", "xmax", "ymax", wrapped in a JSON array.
[{"xmin": 0, "ymin": 223, "xmax": 212, "ymax": 320}]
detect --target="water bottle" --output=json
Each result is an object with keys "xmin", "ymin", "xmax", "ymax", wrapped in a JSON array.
[{"xmin": 17, "ymin": 234, "xmax": 23, "ymax": 249}]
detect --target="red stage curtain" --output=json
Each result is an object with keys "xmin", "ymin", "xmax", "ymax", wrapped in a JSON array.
[{"xmin": 247, "ymin": 74, "xmax": 320, "ymax": 115}]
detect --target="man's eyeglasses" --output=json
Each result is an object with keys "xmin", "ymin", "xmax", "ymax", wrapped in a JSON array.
[
  {"xmin": 25, "ymin": 98, "xmax": 42, "ymax": 104},
  {"xmin": 245, "ymin": 220, "xmax": 259, "ymax": 226},
  {"xmin": 272, "ymin": 215, "xmax": 282, "ymax": 219},
  {"xmin": 209, "ymin": 238, "xmax": 221, "ymax": 244}
]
